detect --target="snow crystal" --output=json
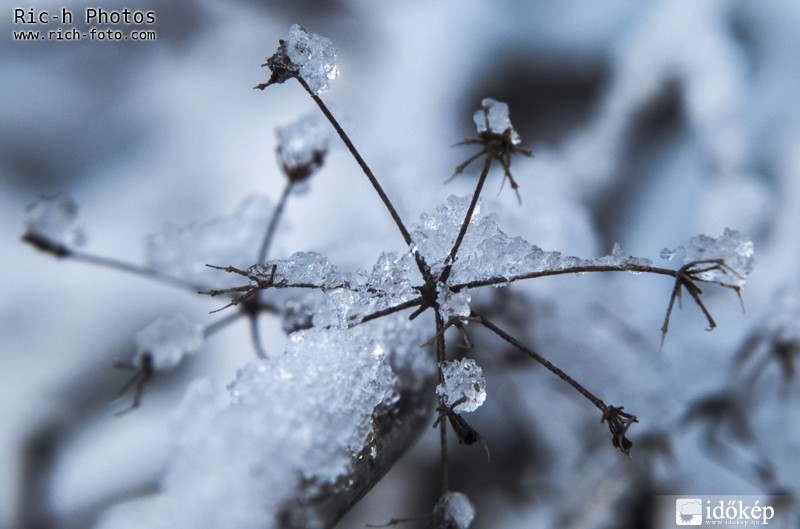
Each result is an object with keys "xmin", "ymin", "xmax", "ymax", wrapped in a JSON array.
[
  {"xmin": 411, "ymin": 196, "xmax": 653, "ymax": 286},
  {"xmin": 473, "ymin": 98, "xmax": 521, "ymax": 145},
  {"xmin": 276, "ymin": 111, "xmax": 330, "ymax": 183},
  {"xmin": 24, "ymin": 194, "xmax": 85, "ymax": 246},
  {"xmin": 437, "ymin": 358, "xmax": 486, "ymax": 413},
  {"xmin": 146, "ymin": 195, "xmax": 271, "ymax": 289},
  {"xmin": 437, "ymin": 285, "xmax": 471, "ymax": 320},
  {"xmin": 249, "ymin": 251, "xmax": 343, "ymax": 288},
  {"xmin": 661, "ymin": 228, "xmax": 755, "ymax": 288},
  {"xmin": 134, "ymin": 315, "xmax": 204, "ymax": 370},
  {"xmin": 433, "ymin": 491, "xmax": 476, "ymax": 529},
  {"xmin": 248, "ymin": 251, "xmax": 416, "ymax": 329},
  {"xmin": 286, "ymin": 24, "xmax": 339, "ymax": 94}
]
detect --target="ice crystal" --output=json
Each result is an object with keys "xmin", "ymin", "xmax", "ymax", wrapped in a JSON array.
[
  {"xmin": 286, "ymin": 24, "xmax": 339, "ymax": 94},
  {"xmin": 146, "ymin": 196, "xmax": 270, "ymax": 288},
  {"xmin": 437, "ymin": 285, "xmax": 471, "ymax": 320},
  {"xmin": 437, "ymin": 358, "xmax": 486, "ymax": 413},
  {"xmin": 276, "ymin": 111, "xmax": 330, "ymax": 183},
  {"xmin": 24, "ymin": 194, "xmax": 85, "ymax": 246},
  {"xmin": 433, "ymin": 491, "xmax": 476, "ymax": 529},
  {"xmin": 473, "ymin": 98, "xmax": 521, "ymax": 145},
  {"xmin": 661, "ymin": 228, "xmax": 755, "ymax": 288},
  {"xmin": 133, "ymin": 315, "xmax": 204, "ymax": 370}
]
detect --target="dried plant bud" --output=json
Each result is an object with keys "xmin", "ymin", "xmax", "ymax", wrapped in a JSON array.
[
  {"xmin": 276, "ymin": 112, "xmax": 330, "ymax": 183},
  {"xmin": 258, "ymin": 25, "xmax": 338, "ymax": 93},
  {"xmin": 601, "ymin": 405, "xmax": 638, "ymax": 456}
]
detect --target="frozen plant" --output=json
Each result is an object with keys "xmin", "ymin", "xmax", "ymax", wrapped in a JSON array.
[
  {"xmin": 22, "ymin": 194, "xmax": 85, "ymax": 253},
  {"xmin": 132, "ymin": 315, "xmax": 204, "ymax": 370},
  {"xmin": 433, "ymin": 491, "xmax": 476, "ymax": 529},
  {"xmin": 436, "ymin": 358, "xmax": 486, "ymax": 413},
  {"xmin": 20, "ymin": 22, "xmax": 769, "ymax": 529}
]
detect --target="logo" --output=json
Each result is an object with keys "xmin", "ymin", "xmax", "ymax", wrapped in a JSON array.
[{"xmin": 676, "ymin": 498, "xmax": 703, "ymax": 525}]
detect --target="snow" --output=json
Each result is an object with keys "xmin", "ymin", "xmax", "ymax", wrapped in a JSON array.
[
  {"xmin": 133, "ymin": 315, "xmax": 204, "ymax": 370},
  {"xmin": 24, "ymin": 194, "xmax": 85, "ymax": 246},
  {"xmin": 146, "ymin": 196, "xmax": 271, "ymax": 288},
  {"xmin": 433, "ymin": 491, "xmax": 476, "ymax": 529},
  {"xmin": 276, "ymin": 111, "xmax": 330, "ymax": 183},
  {"xmin": 437, "ymin": 285, "xmax": 471, "ymax": 320},
  {"xmin": 436, "ymin": 358, "xmax": 486, "ymax": 413},
  {"xmin": 473, "ymin": 98, "xmax": 521, "ymax": 145},
  {"xmin": 411, "ymin": 195, "xmax": 654, "ymax": 285},
  {"xmin": 246, "ymin": 250, "xmax": 417, "ymax": 328},
  {"xmin": 661, "ymin": 228, "xmax": 755, "ymax": 288},
  {"xmin": 286, "ymin": 24, "xmax": 339, "ymax": 94},
  {"xmin": 96, "ymin": 322, "xmax": 424, "ymax": 529}
]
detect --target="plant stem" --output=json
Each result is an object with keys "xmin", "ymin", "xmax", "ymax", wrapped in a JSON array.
[
  {"xmin": 452, "ymin": 263, "xmax": 679, "ymax": 291},
  {"xmin": 435, "ymin": 311, "xmax": 449, "ymax": 494},
  {"xmin": 258, "ymin": 181, "xmax": 294, "ymax": 264},
  {"xmin": 476, "ymin": 312, "xmax": 606, "ymax": 412},
  {"xmin": 67, "ymin": 249, "xmax": 206, "ymax": 292}
]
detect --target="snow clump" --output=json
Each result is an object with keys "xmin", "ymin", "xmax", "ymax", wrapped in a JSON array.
[
  {"xmin": 437, "ymin": 358, "xmax": 486, "ymax": 413},
  {"xmin": 286, "ymin": 24, "xmax": 339, "ymax": 94},
  {"xmin": 661, "ymin": 228, "xmax": 755, "ymax": 288},
  {"xmin": 434, "ymin": 491, "xmax": 476, "ymax": 529},
  {"xmin": 473, "ymin": 98, "xmax": 521, "ymax": 145},
  {"xmin": 133, "ymin": 315, "xmax": 204, "ymax": 370},
  {"xmin": 24, "ymin": 194, "xmax": 85, "ymax": 246}
]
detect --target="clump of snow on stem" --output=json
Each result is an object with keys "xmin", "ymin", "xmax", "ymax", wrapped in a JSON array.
[
  {"xmin": 146, "ymin": 196, "xmax": 270, "ymax": 288},
  {"xmin": 99, "ymin": 325, "xmax": 406, "ymax": 529},
  {"xmin": 286, "ymin": 24, "xmax": 339, "ymax": 94},
  {"xmin": 276, "ymin": 111, "xmax": 330, "ymax": 184},
  {"xmin": 434, "ymin": 491, "xmax": 476, "ymax": 529},
  {"xmin": 437, "ymin": 358, "xmax": 486, "ymax": 413},
  {"xmin": 661, "ymin": 228, "xmax": 755, "ymax": 288},
  {"xmin": 24, "ymin": 194, "xmax": 85, "ymax": 246},
  {"xmin": 411, "ymin": 195, "xmax": 653, "ymax": 285},
  {"xmin": 133, "ymin": 315, "xmax": 204, "ymax": 370},
  {"xmin": 437, "ymin": 285, "xmax": 471, "ymax": 320},
  {"xmin": 473, "ymin": 98, "xmax": 521, "ymax": 145}
]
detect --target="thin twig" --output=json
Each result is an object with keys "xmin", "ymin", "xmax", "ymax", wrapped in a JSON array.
[
  {"xmin": 474, "ymin": 312, "xmax": 606, "ymax": 411},
  {"xmin": 258, "ymin": 181, "xmax": 294, "ymax": 264},
  {"xmin": 451, "ymin": 263, "xmax": 680, "ymax": 291}
]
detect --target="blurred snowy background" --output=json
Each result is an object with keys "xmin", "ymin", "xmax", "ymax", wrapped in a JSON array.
[{"xmin": 3, "ymin": 0, "xmax": 800, "ymax": 527}]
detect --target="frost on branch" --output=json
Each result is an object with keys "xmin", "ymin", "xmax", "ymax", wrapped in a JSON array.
[
  {"xmin": 133, "ymin": 315, "xmax": 204, "ymax": 370},
  {"xmin": 276, "ymin": 111, "xmax": 331, "ymax": 184},
  {"xmin": 146, "ymin": 196, "xmax": 271, "ymax": 288},
  {"xmin": 260, "ymin": 25, "xmax": 338, "ymax": 94},
  {"xmin": 474, "ymin": 97, "xmax": 521, "ymax": 146},
  {"xmin": 436, "ymin": 358, "xmax": 486, "ymax": 413},
  {"xmin": 433, "ymin": 491, "xmax": 476, "ymax": 529},
  {"xmin": 661, "ymin": 228, "xmax": 755, "ymax": 288},
  {"xmin": 215, "ymin": 251, "xmax": 417, "ymax": 328},
  {"xmin": 23, "ymin": 194, "xmax": 85, "ymax": 250},
  {"xmin": 411, "ymin": 195, "xmax": 653, "ymax": 284}
]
